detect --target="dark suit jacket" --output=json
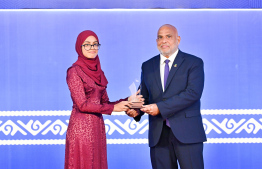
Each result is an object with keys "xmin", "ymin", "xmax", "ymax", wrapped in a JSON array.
[{"xmin": 136, "ymin": 50, "xmax": 207, "ymax": 147}]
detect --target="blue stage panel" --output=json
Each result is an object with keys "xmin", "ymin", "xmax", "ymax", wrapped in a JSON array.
[
  {"xmin": 1, "ymin": 10, "xmax": 262, "ymax": 111},
  {"xmin": 1, "ymin": 0, "xmax": 262, "ymax": 9},
  {"xmin": 1, "ymin": 9, "xmax": 262, "ymax": 169}
]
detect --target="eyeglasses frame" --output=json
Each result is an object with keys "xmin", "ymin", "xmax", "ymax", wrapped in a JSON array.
[{"xmin": 81, "ymin": 44, "xmax": 101, "ymax": 51}]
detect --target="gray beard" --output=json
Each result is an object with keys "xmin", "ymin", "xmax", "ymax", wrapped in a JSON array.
[{"xmin": 159, "ymin": 49, "xmax": 171, "ymax": 57}]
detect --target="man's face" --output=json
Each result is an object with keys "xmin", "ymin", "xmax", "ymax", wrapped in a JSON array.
[{"xmin": 156, "ymin": 26, "xmax": 180, "ymax": 57}]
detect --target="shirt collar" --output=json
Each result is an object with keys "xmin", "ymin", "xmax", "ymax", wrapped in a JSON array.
[{"xmin": 160, "ymin": 49, "xmax": 179, "ymax": 64}]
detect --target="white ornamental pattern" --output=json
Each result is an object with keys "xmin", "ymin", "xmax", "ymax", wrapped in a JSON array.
[
  {"xmin": 203, "ymin": 118, "xmax": 262, "ymax": 134},
  {"xmin": 105, "ymin": 119, "xmax": 148, "ymax": 135},
  {"xmin": 1, "ymin": 118, "xmax": 262, "ymax": 136},
  {"xmin": 0, "ymin": 119, "xmax": 148, "ymax": 136},
  {"xmin": 0, "ymin": 119, "xmax": 70, "ymax": 136},
  {"xmin": 0, "ymin": 120, "xmax": 27, "ymax": 136},
  {"xmin": 0, "ymin": 110, "xmax": 262, "ymax": 144}
]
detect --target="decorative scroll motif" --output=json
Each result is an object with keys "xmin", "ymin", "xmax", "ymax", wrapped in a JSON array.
[
  {"xmin": 0, "ymin": 120, "xmax": 27, "ymax": 136},
  {"xmin": 17, "ymin": 120, "xmax": 52, "ymax": 136},
  {"xmin": 112, "ymin": 119, "xmax": 148, "ymax": 135},
  {"xmin": 203, "ymin": 118, "xmax": 262, "ymax": 135},
  {"xmin": 0, "ymin": 119, "xmax": 69, "ymax": 136},
  {"xmin": 0, "ymin": 110, "xmax": 262, "ymax": 145},
  {"xmin": 0, "ymin": 119, "xmax": 149, "ymax": 137}
]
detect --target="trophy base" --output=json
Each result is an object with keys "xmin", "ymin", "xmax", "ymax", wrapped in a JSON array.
[{"xmin": 130, "ymin": 102, "xmax": 143, "ymax": 109}]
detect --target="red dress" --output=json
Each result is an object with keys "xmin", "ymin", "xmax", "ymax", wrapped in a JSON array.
[{"xmin": 64, "ymin": 66, "xmax": 125, "ymax": 169}]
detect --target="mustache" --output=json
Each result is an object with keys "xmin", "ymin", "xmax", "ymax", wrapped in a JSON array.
[{"xmin": 160, "ymin": 44, "xmax": 169, "ymax": 47}]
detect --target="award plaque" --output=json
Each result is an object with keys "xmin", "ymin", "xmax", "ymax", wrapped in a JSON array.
[
  {"xmin": 130, "ymin": 101, "xmax": 143, "ymax": 109},
  {"xmin": 129, "ymin": 82, "xmax": 143, "ymax": 109}
]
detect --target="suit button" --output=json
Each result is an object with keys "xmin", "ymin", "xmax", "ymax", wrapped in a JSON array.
[{"xmin": 163, "ymin": 99, "xmax": 166, "ymax": 101}]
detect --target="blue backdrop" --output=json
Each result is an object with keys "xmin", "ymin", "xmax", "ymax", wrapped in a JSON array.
[
  {"xmin": 1, "ymin": 0, "xmax": 262, "ymax": 9},
  {"xmin": 1, "ymin": 9, "xmax": 262, "ymax": 169}
]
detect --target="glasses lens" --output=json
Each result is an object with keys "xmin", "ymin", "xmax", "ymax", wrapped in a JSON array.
[
  {"xmin": 83, "ymin": 45, "xmax": 90, "ymax": 51},
  {"xmin": 83, "ymin": 44, "xmax": 100, "ymax": 51},
  {"xmin": 94, "ymin": 44, "xmax": 100, "ymax": 50}
]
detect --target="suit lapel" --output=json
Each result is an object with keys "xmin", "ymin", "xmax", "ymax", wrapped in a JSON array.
[
  {"xmin": 165, "ymin": 50, "xmax": 185, "ymax": 91},
  {"xmin": 153, "ymin": 55, "xmax": 163, "ymax": 92}
]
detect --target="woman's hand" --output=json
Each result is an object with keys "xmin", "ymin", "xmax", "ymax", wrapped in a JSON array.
[
  {"xmin": 113, "ymin": 101, "xmax": 132, "ymax": 112},
  {"xmin": 126, "ymin": 109, "xmax": 140, "ymax": 118}
]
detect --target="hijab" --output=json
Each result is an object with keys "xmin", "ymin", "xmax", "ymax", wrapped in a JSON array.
[{"xmin": 73, "ymin": 30, "xmax": 108, "ymax": 87}]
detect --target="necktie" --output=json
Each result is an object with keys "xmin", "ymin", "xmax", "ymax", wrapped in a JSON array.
[
  {"xmin": 164, "ymin": 59, "xmax": 170, "ymax": 127},
  {"xmin": 164, "ymin": 59, "xmax": 170, "ymax": 88}
]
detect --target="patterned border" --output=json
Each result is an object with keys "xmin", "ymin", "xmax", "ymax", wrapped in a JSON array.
[
  {"xmin": 1, "ymin": 109, "xmax": 261, "ymax": 116},
  {"xmin": 2, "ymin": 138, "xmax": 262, "ymax": 145},
  {"xmin": 201, "ymin": 109, "xmax": 262, "ymax": 115},
  {"xmin": 0, "ymin": 111, "xmax": 71, "ymax": 116},
  {"xmin": 1, "ymin": 109, "xmax": 262, "ymax": 145},
  {"xmin": 0, "ymin": 139, "xmax": 149, "ymax": 145},
  {"xmin": 207, "ymin": 138, "xmax": 262, "ymax": 143},
  {"xmin": 0, "ymin": 111, "xmax": 128, "ymax": 116}
]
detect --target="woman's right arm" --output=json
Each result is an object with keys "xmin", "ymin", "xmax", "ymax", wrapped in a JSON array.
[
  {"xmin": 66, "ymin": 67, "xmax": 115, "ymax": 115},
  {"xmin": 100, "ymin": 89, "xmax": 130, "ymax": 112}
]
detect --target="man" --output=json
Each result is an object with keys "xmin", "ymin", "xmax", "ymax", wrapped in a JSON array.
[{"xmin": 127, "ymin": 24, "xmax": 206, "ymax": 169}]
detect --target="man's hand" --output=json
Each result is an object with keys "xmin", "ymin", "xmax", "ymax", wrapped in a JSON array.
[
  {"xmin": 126, "ymin": 109, "xmax": 140, "ymax": 118},
  {"xmin": 140, "ymin": 104, "xmax": 160, "ymax": 116}
]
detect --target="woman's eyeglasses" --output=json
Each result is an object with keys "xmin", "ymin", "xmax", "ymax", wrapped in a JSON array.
[{"xmin": 82, "ymin": 44, "xmax": 101, "ymax": 51}]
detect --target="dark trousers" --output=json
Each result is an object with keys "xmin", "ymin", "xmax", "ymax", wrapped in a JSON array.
[{"xmin": 150, "ymin": 123, "xmax": 204, "ymax": 169}]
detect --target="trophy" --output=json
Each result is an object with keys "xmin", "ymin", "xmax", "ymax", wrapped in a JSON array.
[{"xmin": 129, "ymin": 81, "xmax": 143, "ymax": 109}]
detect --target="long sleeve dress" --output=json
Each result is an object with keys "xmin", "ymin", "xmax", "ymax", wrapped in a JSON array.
[{"xmin": 64, "ymin": 65, "xmax": 126, "ymax": 169}]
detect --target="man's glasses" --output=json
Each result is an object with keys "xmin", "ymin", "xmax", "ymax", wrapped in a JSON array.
[{"xmin": 82, "ymin": 44, "xmax": 101, "ymax": 51}]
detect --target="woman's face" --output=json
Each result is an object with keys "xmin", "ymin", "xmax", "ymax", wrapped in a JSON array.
[{"xmin": 82, "ymin": 36, "xmax": 99, "ymax": 59}]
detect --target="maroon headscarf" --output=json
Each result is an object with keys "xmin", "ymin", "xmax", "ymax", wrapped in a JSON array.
[{"xmin": 73, "ymin": 30, "xmax": 108, "ymax": 87}]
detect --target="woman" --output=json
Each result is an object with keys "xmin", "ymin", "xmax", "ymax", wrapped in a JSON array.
[{"xmin": 64, "ymin": 30, "xmax": 139, "ymax": 169}]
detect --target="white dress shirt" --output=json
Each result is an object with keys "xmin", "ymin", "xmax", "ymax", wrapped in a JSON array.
[{"xmin": 160, "ymin": 49, "xmax": 179, "ymax": 92}]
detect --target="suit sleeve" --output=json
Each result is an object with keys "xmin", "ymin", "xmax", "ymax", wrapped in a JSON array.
[{"xmin": 157, "ymin": 58, "xmax": 204, "ymax": 119}]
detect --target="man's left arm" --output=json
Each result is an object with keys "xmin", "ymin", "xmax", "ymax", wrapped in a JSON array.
[
  {"xmin": 158, "ymin": 58, "xmax": 204, "ymax": 119},
  {"xmin": 142, "ymin": 58, "xmax": 204, "ymax": 118}
]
